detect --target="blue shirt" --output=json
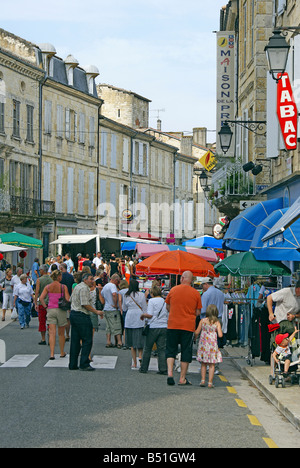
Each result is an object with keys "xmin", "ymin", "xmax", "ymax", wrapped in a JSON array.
[
  {"xmin": 201, "ymin": 286, "xmax": 225, "ymax": 319},
  {"xmin": 31, "ymin": 262, "xmax": 40, "ymax": 284}
]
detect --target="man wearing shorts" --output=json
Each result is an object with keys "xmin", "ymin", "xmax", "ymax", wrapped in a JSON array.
[
  {"xmin": 165, "ymin": 271, "xmax": 202, "ymax": 386},
  {"xmin": 101, "ymin": 273, "xmax": 123, "ymax": 348}
]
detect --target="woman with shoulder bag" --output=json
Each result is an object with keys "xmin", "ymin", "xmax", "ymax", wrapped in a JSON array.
[
  {"xmin": 1, "ymin": 268, "xmax": 13, "ymax": 321},
  {"xmin": 39, "ymin": 269, "xmax": 70, "ymax": 360},
  {"xmin": 13, "ymin": 274, "xmax": 34, "ymax": 329},
  {"xmin": 123, "ymin": 278, "xmax": 147, "ymax": 369},
  {"xmin": 139, "ymin": 285, "xmax": 169, "ymax": 374}
]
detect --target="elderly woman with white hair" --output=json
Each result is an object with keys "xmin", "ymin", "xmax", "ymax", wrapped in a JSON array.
[{"xmin": 13, "ymin": 274, "xmax": 34, "ymax": 330}]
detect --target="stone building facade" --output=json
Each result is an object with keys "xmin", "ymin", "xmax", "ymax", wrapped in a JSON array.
[
  {"xmin": 0, "ymin": 29, "xmax": 102, "ymax": 260},
  {"xmin": 212, "ymin": 0, "xmax": 274, "ymax": 219}
]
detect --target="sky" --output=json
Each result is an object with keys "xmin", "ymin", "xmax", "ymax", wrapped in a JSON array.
[{"xmin": 1, "ymin": 0, "xmax": 226, "ymax": 143}]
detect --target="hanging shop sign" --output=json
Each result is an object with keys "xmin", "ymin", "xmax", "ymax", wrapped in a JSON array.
[
  {"xmin": 277, "ymin": 73, "xmax": 298, "ymax": 150},
  {"xmin": 216, "ymin": 31, "xmax": 235, "ymax": 157},
  {"xmin": 198, "ymin": 150, "xmax": 216, "ymax": 172}
]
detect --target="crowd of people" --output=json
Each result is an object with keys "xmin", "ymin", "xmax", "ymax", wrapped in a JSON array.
[
  {"xmin": 0, "ymin": 251, "xmax": 229, "ymax": 387},
  {"xmin": 2, "ymin": 250, "xmax": 299, "ymax": 387}
]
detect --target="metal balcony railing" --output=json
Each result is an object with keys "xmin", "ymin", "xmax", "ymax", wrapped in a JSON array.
[
  {"xmin": 0, "ymin": 192, "xmax": 55, "ymax": 217},
  {"xmin": 211, "ymin": 162, "xmax": 256, "ymax": 199}
]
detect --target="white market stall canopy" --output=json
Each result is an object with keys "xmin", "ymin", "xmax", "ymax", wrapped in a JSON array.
[
  {"xmin": 0, "ymin": 243, "xmax": 28, "ymax": 252},
  {"xmin": 50, "ymin": 234, "xmax": 159, "ymax": 246},
  {"xmin": 50, "ymin": 234, "xmax": 98, "ymax": 245}
]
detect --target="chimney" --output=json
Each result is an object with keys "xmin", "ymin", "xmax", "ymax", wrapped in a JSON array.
[
  {"xmin": 193, "ymin": 127, "xmax": 207, "ymax": 147},
  {"xmin": 157, "ymin": 119, "xmax": 162, "ymax": 131}
]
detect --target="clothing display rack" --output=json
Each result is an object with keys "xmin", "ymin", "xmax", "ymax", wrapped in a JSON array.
[{"xmin": 221, "ymin": 286, "xmax": 278, "ymax": 366}]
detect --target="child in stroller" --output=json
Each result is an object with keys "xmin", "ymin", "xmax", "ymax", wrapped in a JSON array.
[{"xmin": 269, "ymin": 314, "xmax": 300, "ymax": 387}]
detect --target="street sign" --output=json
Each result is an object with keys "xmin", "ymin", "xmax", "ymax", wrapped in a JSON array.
[{"xmin": 239, "ymin": 200, "xmax": 259, "ymax": 210}]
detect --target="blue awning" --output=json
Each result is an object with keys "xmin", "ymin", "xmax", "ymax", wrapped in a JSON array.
[
  {"xmin": 182, "ymin": 235, "xmax": 223, "ymax": 249},
  {"xmin": 223, "ymin": 198, "xmax": 283, "ymax": 251},
  {"xmin": 121, "ymin": 242, "xmax": 137, "ymax": 251},
  {"xmin": 251, "ymin": 207, "xmax": 300, "ymax": 262},
  {"xmin": 262, "ymin": 196, "xmax": 300, "ymax": 242}
]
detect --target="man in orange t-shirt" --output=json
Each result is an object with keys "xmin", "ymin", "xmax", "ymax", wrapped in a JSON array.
[{"xmin": 165, "ymin": 271, "xmax": 202, "ymax": 386}]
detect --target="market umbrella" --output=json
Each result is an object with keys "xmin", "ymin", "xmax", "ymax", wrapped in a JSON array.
[
  {"xmin": 136, "ymin": 243, "xmax": 218, "ymax": 262},
  {"xmin": 182, "ymin": 235, "xmax": 223, "ymax": 249},
  {"xmin": 135, "ymin": 250, "xmax": 217, "ymax": 277},
  {"xmin": 0, "ymin": 231, "xmax": 43, "ymax": 249},
  {"xmin": 214, "ymin": 251, "xmax": 291, "ymax": 277}
]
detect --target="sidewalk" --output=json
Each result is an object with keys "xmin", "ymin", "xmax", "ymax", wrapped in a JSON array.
[{"xmin": 222, "ymin": 345, "xmax": 300, "ymax": 432}]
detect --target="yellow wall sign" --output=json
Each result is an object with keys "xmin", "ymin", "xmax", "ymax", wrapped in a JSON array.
[{"xmin": 198, "ymin": 151, "xmax": 216, "ymax": 172}]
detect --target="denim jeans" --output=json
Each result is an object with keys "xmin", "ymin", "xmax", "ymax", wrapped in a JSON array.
[
  {"xmin": 69, "ymin": 310, "xmax": 93, "ymax": 370},
  {"xmin": 140, "ymin": 328, "xmax": 167, "ymax": 373},
  {"xmin": 18, "ymin": 301, "xmax": 31, "ymax": 328}
]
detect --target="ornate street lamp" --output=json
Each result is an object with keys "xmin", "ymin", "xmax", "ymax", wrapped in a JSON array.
[
  {"xmin": 218, "ymin": 122, "xmax": 233, "ymax": 155},
  {"xmin": 194, "ymin": 168, "xmax": 209, "ymax": 190},
  {"xmin": 265, "ymin": 30, "xmax": 290, "ymax": 83}
]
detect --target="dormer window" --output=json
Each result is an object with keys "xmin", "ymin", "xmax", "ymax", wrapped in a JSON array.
[
  {"xmin": 84, "ymin": 65, "xmax": 99, "ymax": 95},
  {"xmin": 64, "ymin": 55, "xmax": 79, "ymax": 86}
]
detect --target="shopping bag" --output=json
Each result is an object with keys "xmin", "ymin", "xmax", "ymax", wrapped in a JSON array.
[{"xmin": 11, "ymin": 307, "xmax": 18, "ymax": 319}]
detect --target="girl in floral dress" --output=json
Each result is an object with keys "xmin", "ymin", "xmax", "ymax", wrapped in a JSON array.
[{"xmin": 195, "ymin": 305, "xmax": 223, "ymax": 388}]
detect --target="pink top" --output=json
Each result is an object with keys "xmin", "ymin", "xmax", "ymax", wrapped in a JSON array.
[
  {"xmin": 47, "ymin": 292, "xmax": 61, "ymax": 309},
  {"xmin": 47, "ymin": 285, "xmax": 64, "ymax": 309}
]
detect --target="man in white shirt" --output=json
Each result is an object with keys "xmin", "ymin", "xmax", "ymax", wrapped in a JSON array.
[
  {"xmin": 64, "ymin": 253, "xmax": 74, "ymax": 274},
  {"xmin": 93, "ymin": 252, "xmax": 102, "ymax": 270},
  {"xmin": 267, "ymin": 281, "xmax": 300, "ymax": 323},
  {"xmin": 101, "ymin": 273, "xmax": 122, "ymax": 348}
]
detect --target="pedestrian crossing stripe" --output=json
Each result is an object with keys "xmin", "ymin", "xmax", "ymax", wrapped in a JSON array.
[
  {"xmin": 0, "ymin": 355, "xmax": 165, "ymax": 370},
  {"xmin": 0, "ymin": 354, "xmax": 119, "ymax": 369},
  {"xmin": 0, "ymin": 354, "xmax": 38, "ymax": 368}
]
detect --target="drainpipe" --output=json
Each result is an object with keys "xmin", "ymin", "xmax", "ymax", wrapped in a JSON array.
[
  {"xmin": 173, "ymin": 149, "xmax": 179, "ymax": 236},
  {"xmin": 38, "ymin": 72, "xmax": 47, "ymax": 215}
]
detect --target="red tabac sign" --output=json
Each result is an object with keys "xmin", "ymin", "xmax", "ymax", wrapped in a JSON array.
[{"xmin": 277, "ymin": 73, "xmax": 298, "ymax": 150}]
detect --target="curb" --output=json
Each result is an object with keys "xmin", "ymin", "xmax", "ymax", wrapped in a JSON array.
[{"xmin": 225, "ymin": 350, "xmax": 300, "ymax": 432}]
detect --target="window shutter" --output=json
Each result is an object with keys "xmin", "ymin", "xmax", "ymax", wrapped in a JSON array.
[
  {"xmin": 67, "ymin": 167, "xmax": 74, "ymax": 214},
  {"xmin": 123, "ymin": 138, "xmax": 129, "ymax": 172},
  {"xmin": 56, "ymin": 165, "xmax": 62, "ymax": 212},
  {"xmin": 111, "ymin": 133, "xmax": 117, "ymax": 169},
  {"xmin": 78, "ymin": 170, "xmax": 84, "ymax": 215},
  {"xmin": 88, "ymin": 172, "xmax": 94, "ymax": 216},
  {"xmin": 43, "ymin": 162, "xmax": 51, "ymax": 201}
]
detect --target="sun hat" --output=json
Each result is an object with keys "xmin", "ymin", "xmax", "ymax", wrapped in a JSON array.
[{"xmin": 275, "ymin": 333, "xmax": 289, "ymax": 345}]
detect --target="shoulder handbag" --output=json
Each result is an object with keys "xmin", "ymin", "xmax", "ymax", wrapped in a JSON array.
[
  {"xmin": 58, "ymin": 285, "xmax": 71, "ymax": 311},
  {"xmin": 142, "ymin": 299, "xmax": 165, "ymax": 336},
  {"xmin": 129, "ymin": 294, "xmax": 149, "ymax": 336}
]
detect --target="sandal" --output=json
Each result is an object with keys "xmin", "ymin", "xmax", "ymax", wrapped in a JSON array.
[
  {"xmin": 200, "ymin": 381, "xmax": 206, "ymax": 387},
  {"xmin": 208, "ymin": 383, "xmax": 214, "ymax": 388},
  {"xmin": 60, "ymin": 353, "xmax": 67, "ymax": 358},
  {"xmin": 178, "ymin": 378, "xmax": 192, "ymax": 386},
  {"xmin": 116, "ymin": 344, "xmax": 122, "ymax": 349},
  {"xmin": 105, "ymin": 344, "xmax": 114, "ymax": 348}
]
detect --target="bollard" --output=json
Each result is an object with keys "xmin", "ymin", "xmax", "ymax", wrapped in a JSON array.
[{"xmin": 0, "ymin": 339, "xmax": 6, "ymax": 364}]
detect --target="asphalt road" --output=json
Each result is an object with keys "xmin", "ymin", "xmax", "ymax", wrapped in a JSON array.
[{"xmin": 0, "ymin": 316, "xmax": 298, "ymax": 450}]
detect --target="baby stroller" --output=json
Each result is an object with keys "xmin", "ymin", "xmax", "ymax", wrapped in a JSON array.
[{"xmin": 268, "ymin": 321, "xmax": 300, "ymax": 388}]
